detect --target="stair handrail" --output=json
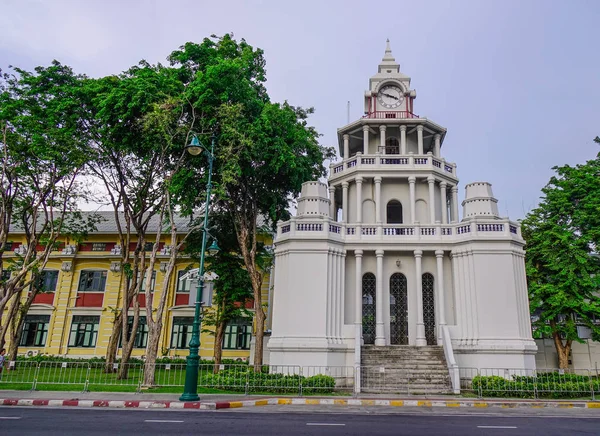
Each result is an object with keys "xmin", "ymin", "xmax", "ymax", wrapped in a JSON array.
[{"xmin": 441, "ymin": 325, "xmax": 460, "ymax": 394}]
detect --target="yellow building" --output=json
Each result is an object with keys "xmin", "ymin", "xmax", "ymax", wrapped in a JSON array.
[{"xmin": 4, "ymin": 212, "xmax": 272, "ymax": 362}]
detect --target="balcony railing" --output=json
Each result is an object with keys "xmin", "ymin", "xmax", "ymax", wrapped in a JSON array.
[
  {"xmin": 362, "ymin": 111, "xmax": 419, "ymax": 119},
  {"xmin": 277, "ymin": 218, "xmax": 521, "ymax": 242},
  {"xmin": 330, "ymin": 153, "xmax": 457, "ymax": 178}
]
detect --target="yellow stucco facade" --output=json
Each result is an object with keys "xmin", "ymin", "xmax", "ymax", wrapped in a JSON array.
[{"xmin": 3, "ymin": 223, "xmax": 272, "ymax": 362}]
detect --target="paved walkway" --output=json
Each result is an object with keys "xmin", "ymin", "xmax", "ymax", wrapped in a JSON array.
[{"xmin": 0, "ymin": 390, "xmax": 599, "ymax": 410}]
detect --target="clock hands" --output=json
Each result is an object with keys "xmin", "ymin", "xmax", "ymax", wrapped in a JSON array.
[{"xmin": 382, "ymin": 92, "xmax": 399, "ymax": 100}]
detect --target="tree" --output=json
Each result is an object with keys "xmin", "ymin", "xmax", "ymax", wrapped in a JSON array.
[
  {"xmin": 522, "ymin": 137, "xmax": 600, "ymax": 369},
  {"xmin": 86, "ymin": 63, "xmax": 193, "ymax": 378},
  {"xmin": 0, "ymin": 62, "xmax": 91, "ymax": 350},
  {"xmin": 191, "ymin": 213, "xmax": 253, "ymax": 373},
  {"xmin": 169, "ymin": 36, "xmax": 334, "ymax": 367}
]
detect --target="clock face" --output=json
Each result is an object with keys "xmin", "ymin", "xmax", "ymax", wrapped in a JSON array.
[{"xmin": 377, "ymin": 85, "xmax": 404, "ymax": 109}]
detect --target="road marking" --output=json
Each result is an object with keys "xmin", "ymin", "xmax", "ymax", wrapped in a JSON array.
[
  {"xmin": 144, "ymin": 420, "xmax": 184, "ymax": 423},
  {"xmin": 477, "ymin": 426, "xmax": 517, "ymax": 429},
  {"xmin": 306, "ymin": 423, "xmax": 346, "ymax": 426},
  {"xmin": 0, "ymin": 417, "xmax": 21, "ymax": 420}
]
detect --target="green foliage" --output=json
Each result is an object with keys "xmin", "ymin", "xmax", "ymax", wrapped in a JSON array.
[
  {"xmin": 522, "ymin": 136, "xmax": 600, "ymax": 352},
  {"xmin": 472, "ymin": 373, "xmax": 599, "ymax": 399},
  {"xmin": 199, "ymin": 367, "xmax": 335, "ymax": 394}
]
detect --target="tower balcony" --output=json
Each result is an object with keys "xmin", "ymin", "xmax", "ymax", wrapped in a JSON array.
[
  {"xmin": 329, "ymin": 152, "xmax": 458, "ymax": 183},
  {"xmin": 362, "ymin": 110, "xmax": 418, "ymax": 120},
  {"xmin": 276, "ymin": 218, "xmax": 522, "ymax": 246}
]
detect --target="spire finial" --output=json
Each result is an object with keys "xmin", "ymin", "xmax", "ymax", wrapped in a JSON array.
[{"xmin": 382, "ymin": 39, "xmax": 395, "ymax": 62}]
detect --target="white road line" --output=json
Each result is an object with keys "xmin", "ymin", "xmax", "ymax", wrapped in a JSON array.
[
  {"xmin": 0, "ymin": 417, "xmax": 21, "ymax": 420},
  {"xmin": 477, "ymin": 426, "xmax": 517, "ymax": 429},
  {"xmin": 306, "ymin": 423, "xmax": 346, "ymax": 426},
  {"xmin": 144, "ymin": 420, "xmax": 184, "ymax": 423}
]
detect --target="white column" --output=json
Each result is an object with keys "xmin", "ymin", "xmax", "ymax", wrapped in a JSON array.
[
  {"xmin": 343, "ymin": 134, "xmax": 350, "ymax": 160},
  {"xmin": 408, "ymin": 176, "xmax": 416, "ymax": 224},
  {"xmin": 374, "ymin": 176, "xmax": 382, "ymax": 223},
  {"xmin": 342, "ymin": 182, "xmax": 349, "ymax": 223},
  {"xmin": 362, "ymin": 125, "xmax": 369, "ymax": 154},
  {"xmin": 329, "ymin": 186, "xmax": 336, "ymax": 220},
  {"xmin": 435, "ymin": 250, "xmax": 446, "ymax": 343},
  {"xmin": 434, "ymin": 134, "xmax": 441, "ymax": 157},
  {"xmin": 400, "ymin": 125, "xmax": 407, "ymax": 155},
  {"xmin": 440, "ymin": 181, "xmax": 448, "ymax": 224},
  {"xmin": 427, "ymin": 176, "xmax": 436, "ymax": 224},
  {"xmin": 451, "ymin": 185, "xmax": 459, "ymax": 223},
  {"xmin": 356, "ymin": 177, "xmax": 363, "ymax": 225},
  {"xmin": 415, "ymin": 250, "xmax": 427, "ymax": 346},
  {"xmin": 354, "ymin": 250, "xmax": 363, "ymax": 366},
  {"xmin": 417, "ymin": 125, "xmax": 424, "ymax": 155},
  {"xmin": 375, "ymin": 249, "xmax": 385, "ymax": 346},
  {"xmin": 379, "ymin": 125, "xmax": 386, "ymax": 153}
]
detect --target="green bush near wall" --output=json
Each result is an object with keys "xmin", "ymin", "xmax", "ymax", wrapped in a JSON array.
[
  {"xmin": 472, "ymin": 373, "xmax": 600, "ymax": 399},
  {"xmin": 200, "ymin": 368, "xmax": 336, "ymax": 394}
]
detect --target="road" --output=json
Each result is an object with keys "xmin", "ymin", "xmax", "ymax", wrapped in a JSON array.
[{"xmin": 0, "ymin": 407, "xmax": 599, "ymax": 435}]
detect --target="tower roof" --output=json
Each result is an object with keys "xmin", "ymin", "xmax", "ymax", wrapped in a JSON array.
[{"xmin": 378, "ymin": 39, "xmax": 400, "ymax": 73}]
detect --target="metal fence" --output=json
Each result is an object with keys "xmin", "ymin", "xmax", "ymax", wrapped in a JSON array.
[
  {"xmin": 460, "ymin": 367, "xmax": 600, "ymax": 400},
  {"xmin": 1, "ymin": 362, "xmax": 598, "ymax": 399}
]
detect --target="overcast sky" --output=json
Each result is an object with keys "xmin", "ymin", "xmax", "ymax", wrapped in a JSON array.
[{"xmin": 1, "ymin": 0, "xmax": 599, "ymax": 219}]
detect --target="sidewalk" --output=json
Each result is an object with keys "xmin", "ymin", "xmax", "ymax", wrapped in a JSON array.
[{"xmin": 1, "ymin": 390, "xmax": 600, "ymax": 410}]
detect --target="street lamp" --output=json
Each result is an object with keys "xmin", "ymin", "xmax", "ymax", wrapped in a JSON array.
[{"xmin": 180, "ymin": 134, "xmax": 218, "ymax": 402}]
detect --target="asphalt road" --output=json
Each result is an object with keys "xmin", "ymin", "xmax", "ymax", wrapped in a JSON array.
[{"xmin": 1, "ymin": 407, "xmax": 600, "ymax": 436}]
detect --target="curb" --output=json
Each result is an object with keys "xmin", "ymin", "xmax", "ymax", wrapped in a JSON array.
[{"xmin": 2, "ymin": 397, "xmax": 600, "ymax": 410}]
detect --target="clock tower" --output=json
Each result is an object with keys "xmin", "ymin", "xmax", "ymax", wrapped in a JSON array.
[
  {"xmin": 268, "ymin": 41, "xmax": 537, "ymax": 392},
  {"xmin": 365, "ymin": 39, "xmax": 417, "ymax": 116}
]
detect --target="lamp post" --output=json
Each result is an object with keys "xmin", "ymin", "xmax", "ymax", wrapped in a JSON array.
[{"xmin": 180, "ymin": 134, "xmax": 218, "ymax": 402}]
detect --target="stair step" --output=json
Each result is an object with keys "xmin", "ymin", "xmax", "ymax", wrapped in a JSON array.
[{"xmin": 360, "ymin": 345, "xmax": 452, "ymax": 394}]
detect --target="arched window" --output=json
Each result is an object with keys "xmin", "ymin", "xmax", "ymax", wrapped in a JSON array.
[
  {"xmin": 390, "ymin": 273, "xmax": 408, "ymax": 345},
  {"xmin": 422, "ymin": 272, "xmax": 436, "ymax": 345},
  {"xmin": 362, "ymin": 273, "xmax": 376, "ymax": 345},
  {"xmin": 385, "ymin": 137, "xmax": 399, "ymax": 154},
  {"xmin": 386, "ymin": 200, "xmax": 403, "ymax": 224}
]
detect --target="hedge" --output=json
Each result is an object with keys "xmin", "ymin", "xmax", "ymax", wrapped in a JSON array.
[
  {"xmin": 471, "ymin": 372, "xmax": 600, "ymax": 399},
  {"xmin": 199, "ymin": 368, "xmax": 336, "ymax": 394}
]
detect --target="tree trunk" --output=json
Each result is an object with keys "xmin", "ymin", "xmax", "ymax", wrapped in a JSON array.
[
  {"xmin": 0, "ymin": 293, "xmax": 18, "ymax": 351},
  {"xmin": 143, "ymin": 329, "xmax": 160, "ymax": 386},
  {"xmin": 105, "ymin": 312, "xmax": 123, "ymax": 373},
  {"xmin": 253, "ymin": 302, "xmax": 265, "ymax": 370},
  {"xmin": 8, "ymin": 307, "xmax": 26, "ymax": 362},
  {"xmin": 213, "ymin": 321, "xmax": 226, "ymax": 374},
  {"xmin": 552, "ymin": 330, "xmax": 572, "ymax": 369}
]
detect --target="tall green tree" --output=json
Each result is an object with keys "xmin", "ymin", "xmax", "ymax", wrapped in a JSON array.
[
  {"xmin": 86, "ymin": 63, "xmax": 195, "ymax": 379},
  {"xmin": 190, "ymin": 212, "xmax": 253, "ymax": 372},
  {"xmin": 522, "ymin": 137, "xmax": 600, "ymax": 369},
  {"xmin": 0, "ymin": 62, "xmax": 91, "ymax": 350},
  {"xmin": 169, "ymin": 36, "xmax": 334, "ymax": 366}
]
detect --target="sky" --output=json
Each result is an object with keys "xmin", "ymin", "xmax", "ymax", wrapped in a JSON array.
[{"xmin": 1, "ymin": 0, "xmax": 599, "ymax": 219}]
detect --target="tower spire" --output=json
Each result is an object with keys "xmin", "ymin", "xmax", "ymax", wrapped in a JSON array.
[
  {"xmin": 378, "ymin": 39, "xmax": 400, "ymax": 73},
  {"xmin": 383, "ymin": 38, "xmax": 394, "ymax": 61}
]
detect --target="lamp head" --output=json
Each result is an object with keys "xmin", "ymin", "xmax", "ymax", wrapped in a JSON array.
[
  {"xmin": 186, "ymin": 136, "xmax": 203, "ymax": 156},
  {"xmin": 207, "ymin": 240, "xmax": 220, "ymax": 255}
]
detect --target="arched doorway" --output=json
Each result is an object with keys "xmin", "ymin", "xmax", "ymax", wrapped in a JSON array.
[
  {"xmin": 386, "ymin": 200, "xmax": 403, "ymax": 224},
  {"xmin": 362, "ymin": 273, "xmax": 376, "ymax": 345},
  {"xmin": 385, "ymin": 137, "xmax": 399, "ymax": 154},
  {"xmin": 422, "ymin": 273, "xmax": 436, "ymax": 345},
  {"xmin": 390, "ymin": 273, "xmax": 408, "ymax": 345}
]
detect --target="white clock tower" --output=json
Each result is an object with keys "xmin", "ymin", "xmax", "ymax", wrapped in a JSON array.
[{"xmin": 268, "ymin": 42, "xmax": 537, "ymax": 393}]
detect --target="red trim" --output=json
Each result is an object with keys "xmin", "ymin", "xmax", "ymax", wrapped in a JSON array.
[
  {"xmin": 33, "ymin": 293, "xmax": 54, "ymax": 305},
  {"xmin": 183, "ymin": 402, "xmax": 201, "ymax": 409},
  {"xmin": 62, "ymin": 400, "xmax": 79, "ymax": 407},
  {"xmin": 216, "ymin": 402, "xmax": 231, "ymax": 409},
  {"xmin": 175, "ymin": 293, "xmax": 189, "ymax": 306},
  {"xmin": 75, "ymin": 292, "xmax": 104, "ymax": 307},
  {"xmin": 32, "ymin": 399, "xmax": 49, "ymax": 406}
]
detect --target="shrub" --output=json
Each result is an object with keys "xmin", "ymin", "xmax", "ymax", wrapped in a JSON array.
[{"xmin": 471, "ymin": 372, "xmax": 599, "ymax": 399}]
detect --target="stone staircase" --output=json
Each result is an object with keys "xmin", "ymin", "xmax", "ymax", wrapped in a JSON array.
[{"xmin": 360, "ymin": 345, "xmax": 453, "ymax": 394}]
